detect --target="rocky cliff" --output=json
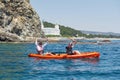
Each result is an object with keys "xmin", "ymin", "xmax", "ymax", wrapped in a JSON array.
[{"xmin": 0, "ymin": 0, "xmax": 43, "ymax": 42}]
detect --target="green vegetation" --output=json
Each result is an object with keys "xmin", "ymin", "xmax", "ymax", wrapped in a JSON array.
[
  {"xmin": 46, "ymin": 35, "xmax": 61, "ymax": 37},
  {"xmin": 59, "ymin": 25, "xmax": 84, "ymax": 37},
  {"xmin": 43, "ymin": 21, "xmax": 120, "ymax": 38},
  {"xmin": 43, "ymin": 21, "xmax": 54, "ymax": 28},
  {"xmin": 43, "ymin": 21, "xmax": 85, "ymax": 37}
]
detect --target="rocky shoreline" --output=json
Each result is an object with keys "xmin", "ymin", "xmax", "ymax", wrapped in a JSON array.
[{"xmin": 0, "ymin": 37, "xmax": 120, "ymax": 44}]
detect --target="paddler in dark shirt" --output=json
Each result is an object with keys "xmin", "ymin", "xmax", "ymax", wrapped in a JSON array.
[{"xmin": 66, "ymin": 39, "xmax": 77, "ymax": 55}]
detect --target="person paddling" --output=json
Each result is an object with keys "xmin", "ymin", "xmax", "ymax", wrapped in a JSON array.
[
  {"xmin": 35, "ymin": 38, "xmax": 48, "ymax": 55},
  {"xmin": 66, "ymin": 39, "xmax": 77, "ymax": 55}
]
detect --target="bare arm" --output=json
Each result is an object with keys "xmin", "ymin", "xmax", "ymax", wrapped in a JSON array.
[
  {"xmin": 35, "ymin": 38, "xmax": 38, "ymax": 45},
  {"xmin": 71, "ymin": 39, "xmax": 77, "ymax": 47},
  {"xmin": 42, "ymin": 38, "xmax": 48, "ymax": 48}
]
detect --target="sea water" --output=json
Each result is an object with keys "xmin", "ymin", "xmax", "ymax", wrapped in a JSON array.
[{"xmin": 0, "ymin": 41, "xmax": 120, "ymax": 80}]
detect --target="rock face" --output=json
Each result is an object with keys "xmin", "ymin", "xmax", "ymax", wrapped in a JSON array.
[{"xmin": 0, "ymin": 0, "xmax": 43, "ymax": 42}]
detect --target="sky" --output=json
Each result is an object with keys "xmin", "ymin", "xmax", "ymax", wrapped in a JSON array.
[{"xmin": 30, "ymin": 0, "xmax": 120, "ymax": 33}]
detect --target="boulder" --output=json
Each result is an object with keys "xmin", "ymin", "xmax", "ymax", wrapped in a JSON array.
[{"xmin": 0, "ymin": 0, "xmax": 44, "ymax": 42}]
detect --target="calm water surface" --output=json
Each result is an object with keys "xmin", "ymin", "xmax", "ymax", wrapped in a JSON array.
[{"xmin": 0, "ymin": 40, "xmax": 120, "ymax": 80}]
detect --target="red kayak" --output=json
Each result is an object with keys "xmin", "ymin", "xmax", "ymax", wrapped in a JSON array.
[{"xmin": 28, "ymin": 51, "xmax": 100, "ymax": 59}]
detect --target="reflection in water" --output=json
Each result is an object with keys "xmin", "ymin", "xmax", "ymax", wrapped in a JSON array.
[
  {"xmin": 33, "ymin": 57, "xmax": 99, "ymax": 64},
  {"xmin": 80, "ymin": 58, "xmax": 99, "ymax": 64}
]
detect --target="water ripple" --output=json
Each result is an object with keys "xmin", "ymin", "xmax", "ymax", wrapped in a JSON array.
[{"xmin": 0, "ymin": 41, "xmax": 120, "ymax": 80}]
